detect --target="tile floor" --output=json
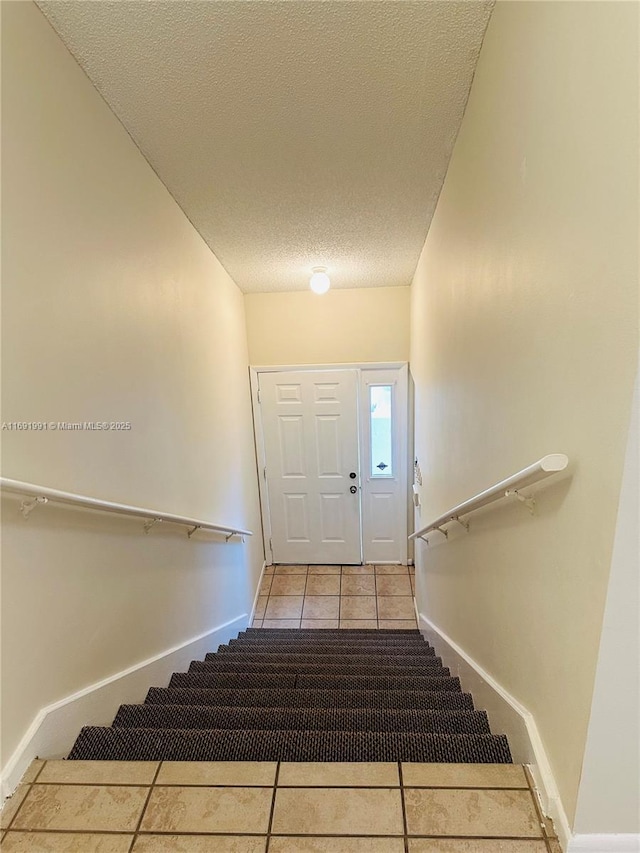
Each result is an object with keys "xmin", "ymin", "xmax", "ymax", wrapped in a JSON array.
[
  {"xmin": 1, "ymin": 759, "xmax": 562, "ymax": 852},
  {"xmin": 252, "ymin": 564, "xmax": 418, "ymax": 629}
]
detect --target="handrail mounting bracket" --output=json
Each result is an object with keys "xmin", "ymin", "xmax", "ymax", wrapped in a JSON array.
[
  {"xmin": 20, "ymin": 495, "xmax": 48, "ymax": 519},
  {"xmin": 144, "ymin": 517, "xmax": 162, "ymax": 534},
  {"xmin": 505, "ymin": 489, "xmax": 536, "ymax": 515}
]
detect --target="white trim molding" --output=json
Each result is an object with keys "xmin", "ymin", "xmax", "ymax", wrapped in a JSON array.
[
  {"xmin": 1, "ymin": 613, "xmax": 248, "ymax": 799},
  {"xmin": 418, "ymin": 610, "xmax": 573, "ymax": 851},
  {"xmin": 567, "ymin": 835, "xmax": 640, "ymax": 853},
  {"xmin": 250, "ymin": 561, "xmax": 268, "ymax": 623}
]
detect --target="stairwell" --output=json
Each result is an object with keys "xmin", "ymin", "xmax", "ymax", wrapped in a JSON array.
[{"xmin": 67, "ymin": 628, "xmax": 512, "ymax": 764}]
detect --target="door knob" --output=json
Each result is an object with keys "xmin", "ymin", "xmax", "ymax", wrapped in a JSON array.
[
  {"xmin": 349, "ymin": 472, "xmax": 357, "ymax": 479},
  {"xmin": 349, "ymin": 485, "xmax": 357, "ymax": 494}
]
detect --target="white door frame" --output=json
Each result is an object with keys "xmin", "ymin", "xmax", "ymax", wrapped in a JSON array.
[{"xmin": 250, "ymin": 363, "xmax": 409, "ymax": 565}]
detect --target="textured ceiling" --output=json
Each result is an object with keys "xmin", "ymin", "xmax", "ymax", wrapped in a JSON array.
[{"xmin": 36, "ymin": 1, "xmax": 493, "ymax": 293}]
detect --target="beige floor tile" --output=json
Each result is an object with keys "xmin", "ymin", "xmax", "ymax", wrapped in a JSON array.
[
  {"xmin": 262, "ymin": 620, "xmax": 301, "ymax": 628},
  {"xmin": 376, "ymin": 596, "xmax": 415, "ymax": 620},
  {"xmin": 254, "ymin": 597, "xmax": 268, "ymax": 619},
  {"xmin": 547, "ymin": 841, "xmax": 563, "ymax": 853},
  {"xmin": 270, "ymin": 839, "xmax": 404, "ymax": 853},
  {"xmin": 1, "ymin": 832, "xmax": 133, "ymax": 852},
  {"xmin": 13, "ymin": 785, "xmax": 148, "ymax": 832},
  {"xmin": 251, "ymin": 619, "xmax": 263, "ymax": 627},
  {"xmin": 37, "ymin": 760, "xmax": 158, "ymax": 786},
  {"xmin": 339, "ymin": 620, "xmax": 378, "ymax": 628},
  {"xmin": 402, "ymin": 763, "xmax": 528, "ymax": 788},
  {"xmin": 341, "ymin": 575, "xmax": 376, "ymax": 596},
  {"xmin": 275, "ymin": 565, "xmax": 308, "ymax": 575},
  {"xmin": 258, "ymin": 576, "xmax": 273, "ymax": 595},
  {"xmin": 404, "ymin": 789, "xmax": 542, "ymax": 837},
  {"xmin": 308, "ymin": 565, "xmax": 341, "ymax": 575},
  {"xmin": 378, "ymin": 619, "xmax": 418, "ymax": 629},
  {"xmin": 264, "ymin": 565, "xmax": 275, "ymax": 575},
  {"xmin": 300, "ymin": 619, "xmax": 339, "ymax": 629},
  {"xmin": 272, "ymin": 787, "xmax": 403, "ymax": 835},
  {"xmin": 305, "ymin": 575, "xmax": 341, "ymax": 595},
  {"xmin": 408, "ymin": 565, "xmax": 416, "ymax": 574},
  {"xmin": 0, "ymin": 787, "xmax": 30, "ymax": 830},
  {"xmin": 341, "ymin": 565, "xmax": 373, "ymax": 574},
  {"xmin": 278, "ymin": 762, "xmax": 399, "ymax": 787},
  {"xmin": 156, "ymin": 761, "xmax": 276, "ymax": 786},
  {"xmin": 375, "ymin": 575, "xmax": 412, "ymax": 596},
  {"xmin": 133, "ymin": 834, "xmax": 266, "ymax": 852},
  {"xmin": 340, "ymin": 596, "xmax": 377, "ymax": 620},
  {"xmin": 375, "ymin": 565, "xmax": 408, "ymax": 574},
  {"xmin": 19, "ymin": 761, "xmax": 45, "ymax": 784},
  {"xmin": 302, "ymin": 596, "xmax": 340, "ymax": 619},
  {"xmin": 408, "ymin": 842, "xmax": 548, "ymax": 853},
  {"xmin": 140, "ymin": 786, "xmax": 272, "ymax": 834},
  {"xmin": 269, "ymin": 575, "xmax": 307, "ymax": 596},
  {"xmin": 411, "ymin": 576, "xmax": 416, "ymax": 594},
  {"xmin": 264, "ymin": 596, "xmax": 304, "ymax": 619}
]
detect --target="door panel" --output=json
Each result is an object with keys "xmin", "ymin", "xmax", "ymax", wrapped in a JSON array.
[
  {"xmin": 283, "ymin": 493, "xmax": 309, "ymax": 541},
  {"xmin": 316, "ymin": 415, "xmax": 342, "ymax": 476},
  {"xmin": 319, "ymin": 492, "xmax": 346, "ymax": 541},
  {"xmin": 259, "ymin": 369, "xmax": 361, "ymax": 564},
  {"xmin": 279, "ymin": 417, "xmax": 305, "ymax": 475},
  {"xmin": 369, "ymin": 491, "xmax": 396, "ymax": 541}
]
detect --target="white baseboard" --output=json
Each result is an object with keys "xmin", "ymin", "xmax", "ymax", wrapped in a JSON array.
[
  {"xmin": 1, "ymin": 613, "xmax": 248, "ymax": 800},
  {"xmin": 249, "ymin": 561, "xmax": 267, "ymax": 623},
  {"xmin": 567, "ymin": 834, "xmax": 640, "ymax": 852},
  {"xmin": 418, "ymin": 611, "xmax": 572, "ymax": 852}
]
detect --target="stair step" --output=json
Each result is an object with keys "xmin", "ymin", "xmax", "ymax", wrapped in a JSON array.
[
  {"xmin": 207, "ymin": 651, "xmax": 439, "ymax": 666},
  {"xmin": 244, "ymin": 628, "xmax": 420, "ymax": 636},
  {"xmin": 234, "ymin": 635, "xmax": 428, "ymax": 647},
  {"xmin": 69, "ymin": 727, "xmax": 512, "ymax": 763},
  {"xmin": 113, "ymin": 704, "xmax": 490, "ymax": 734},
  {"xmin": 297, "ymin": 674, "xmax": 462, "ymax": 691},
  {"xmin": 165, "ymin": 673, "xmax": 300, "ymax": 690},
  {"xmin": 221, "ymin": 643, "xmax": 435, "ymax": 656},
  {"xmin": 144, "ymin": 687, "xmax": 475, "ymax": 711},
  {"xmin": 182, "ymin": 661, "xmax": 449, "ymax": 678},
  {"xmin": 170, "ymin": 672, "xmax": 461, "ymax": 691}
]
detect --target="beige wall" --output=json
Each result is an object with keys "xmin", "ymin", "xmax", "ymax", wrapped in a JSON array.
[
  {"xmin": 573, "ymin": 365, "xmax": 639, "ymax": 834},
  {"xmin": 1, "ymin": 2, "xmax": 263, "ymax": 767},
  {"xmin": 410, "ymin": 0, "xmax": 637, "ymax": 830},
  {"xmin": 245, "ymin": 287, "xmax": 410, "ymax": 365}
]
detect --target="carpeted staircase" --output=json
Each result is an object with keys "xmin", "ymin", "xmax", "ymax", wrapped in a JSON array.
[{"xmin": 68, "ymin": 628, "xmax": 512, "ymax": 763}]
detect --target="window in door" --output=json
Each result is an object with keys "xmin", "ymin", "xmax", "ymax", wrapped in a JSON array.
[{"xmin": 370, "ymin": 384, "xmax": 393, "ymax": 478}]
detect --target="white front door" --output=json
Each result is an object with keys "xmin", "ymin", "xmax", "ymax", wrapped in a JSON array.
[{"xmin": 258, "ymin": 369, "xmax": 362, "ymax": 564}]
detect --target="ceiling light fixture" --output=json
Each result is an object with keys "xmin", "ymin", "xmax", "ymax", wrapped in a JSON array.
[{"xmin": 309, "ymin": 266, "xmax": 330, "ymax": 295}]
